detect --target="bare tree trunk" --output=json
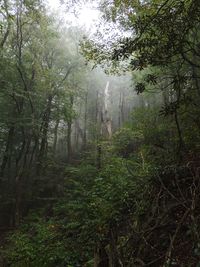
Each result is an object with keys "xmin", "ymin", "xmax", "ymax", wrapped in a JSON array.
[
  {"xmin": 67, "ymin": 121, "xmax": 72, "ymax": 162},
  {"xmin": 0, "ymin": 126, "xmax": 15, "ymax": 178},
  {"xmin": 96, "ymin": 143, "xmax": 101, "ymax": 170},
  {"xmin": 29, "ymin": 135, "xmax": 39, "ymax": 168},
  {"xmin": 67, "ymin": 94, "xmax": 74, "ymax": 162},
  {"xmin": 74, "ymin": 120, "xmax": 79, "ymax": 152},
  {"xmin": 37, "ymin": 94, "xmax": 53, "ymax": 173},
  {"xmin": 119, "ymin": 91, "xmax": 125, "ymax": 126},
  {"xmin": 53, "ymin": 118, "xmax": 60, "ymax": 155},
  {"xmin": 174, "ymin": 109, "xmax": 184, "ymax": 157},
  {"xmin": 83, "ymin": 91, "xmax": 88, "ymax": 149},
  {"xmin": 118, "ymin": 92, "xmax": 122, "ymax": 128}
]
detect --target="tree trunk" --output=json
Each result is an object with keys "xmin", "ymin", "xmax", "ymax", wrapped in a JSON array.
[
  {"xmin": 37, "ymin": 94, "xmax": 53, "ymax": 173},
  {"xmin": 0, "ymin": 126, "xmax": 15, "ymax": 178},
  {"xmin": 96, "ymin": 143, "xmax": 101, "ymax": 170},
  {"xmin": 53, "ymin": 118, "xmax": 60, "ymax": 155},
  {"xmin": 66, "ymin": 94, "xmax": 74, "ymax": 162},
  {"xmin": 67, "ymin": 121, "xmax": 72, "ymax": 162},
  {"xmin": 83, "ymin": 91, "xmax": 88, "ymax": 149},
  {"xmin": 119, "ymin": 91, "xmax": 125, "ymax": 127}
]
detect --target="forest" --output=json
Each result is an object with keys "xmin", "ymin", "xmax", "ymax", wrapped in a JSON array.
[{"xmin": 0, "ymin": 0, "xmax": 200, "ymax": 266}]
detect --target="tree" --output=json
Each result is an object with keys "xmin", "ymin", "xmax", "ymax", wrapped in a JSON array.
[{"xmin": 0, "ymin": 0, "xmax": 91, "ymax": 226}]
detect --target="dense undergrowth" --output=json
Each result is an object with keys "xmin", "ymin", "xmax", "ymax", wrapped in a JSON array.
[{"xmin": 2, "ymin": 106, "xmax": 200, "ymax": 267}]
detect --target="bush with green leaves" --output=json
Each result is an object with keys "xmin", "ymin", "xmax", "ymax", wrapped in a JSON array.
[
  {"xmin": 3, "ymin": 154, "xmax": 154, "ymax": 266},
  {"xmin": 3, "ymin": 214, "xmax": 76, "ymax": 267}
]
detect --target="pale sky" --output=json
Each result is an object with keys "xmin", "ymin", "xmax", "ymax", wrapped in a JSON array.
[{"xmin": 48, "ymin": 0, "xmax": 100, "ymax": 30}]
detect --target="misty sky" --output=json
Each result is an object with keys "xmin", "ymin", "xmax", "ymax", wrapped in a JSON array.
[{"xmin": 48, "ymin": 0, "xmax": 100, "ymax": 29}]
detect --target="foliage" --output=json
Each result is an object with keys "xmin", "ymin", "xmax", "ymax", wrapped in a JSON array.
[{"xmin": 3, "ymin": 217, "xmax": 71, "ymax": 267}]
